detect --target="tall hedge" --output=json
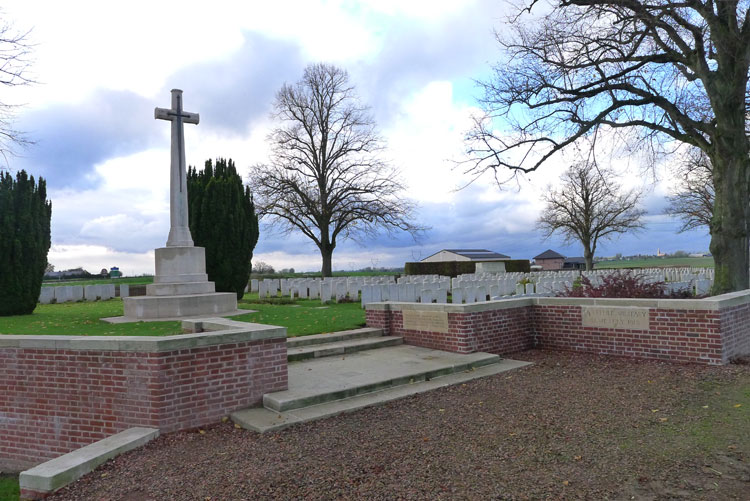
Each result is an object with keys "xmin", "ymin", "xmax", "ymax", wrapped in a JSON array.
[
  {"xmin": 187, "ymin": 158, "xmax": 259, "ymax": 299},
  {"xmin": 0, "ymin": 170, "xmax": 52, "ymax": 315}
]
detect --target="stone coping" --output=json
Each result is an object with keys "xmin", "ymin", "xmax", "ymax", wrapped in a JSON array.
[
  {"xmin": 366, "ymin": 289, "xmax": 750, "ymax": 313},
  {"xmin": 366, "ymin": 298, "xmax": 534, "ymax": 313},
  {"xmin": 0, "ymin": 317, "xmax": 286, "ymax": 352},
  {"xmin": 19, "ymin": 427, "xmax": 159, "ymax": 495}
]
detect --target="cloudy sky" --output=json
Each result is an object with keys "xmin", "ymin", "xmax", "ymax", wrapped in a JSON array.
[{"xmin": 2, "ymin": 0, "xmax": 710, "ymax": 275}]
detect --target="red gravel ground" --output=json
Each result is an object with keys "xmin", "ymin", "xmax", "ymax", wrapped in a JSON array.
[{"xmin": 49, "ymin": 350, "xmax": 750, "ymax": 500}]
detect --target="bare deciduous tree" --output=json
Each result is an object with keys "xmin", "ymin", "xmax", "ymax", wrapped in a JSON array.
[
  {"xmin": 537, "ymin": 162, "xmax": 645, "ymax": 271},
  {"xmin": 464, "ymin": 1, "xmax": 750, "ymax": 294},
  {"xmin": 250, "ymin": 63, "xmax": 424, "ymax": 277},
  {"xmin": 665, "ymin": 149, "xmax": 714, "ymax": 233},
  {"xmin": 0, "ymin": 15, "xmax": 34, "ymax": 164}
]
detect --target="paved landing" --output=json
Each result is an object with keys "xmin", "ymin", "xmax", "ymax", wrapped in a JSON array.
[
  {"xmin": 265, "ymin": 344, "xmax": 500, "ymax": 411},
  {"xmin": 233, "ymin": 358, "xmax": 531, "ymax": 433}
]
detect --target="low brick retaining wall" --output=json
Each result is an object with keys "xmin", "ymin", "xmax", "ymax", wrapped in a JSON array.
[
  {"xmin": 0, "ymin": 318, "xmax": 287, "ymax": 472},
  {"xmin": 366, "ymin": 291, "xmax": 750, "ymax": 365}
]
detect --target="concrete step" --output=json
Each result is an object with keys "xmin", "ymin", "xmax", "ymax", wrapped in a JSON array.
[
  {"xmin": 232, "ymin": 359, "xmax": 532, "ymax": 433},
  {"xmin": 286, "ymin": 327, "xmax": 384, "ymax": 348},
  {"xmin": 263, "ymin": 345, "xmax": 501, "ymax": 412},
  {"xmin": 288, "ymin": 335, "xmax": 403, "ymax": 362}
]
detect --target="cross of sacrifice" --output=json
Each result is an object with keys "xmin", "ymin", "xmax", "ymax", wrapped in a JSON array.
[{"xmin": 155, "ymin": 89, "xmax": 200, "ymax": 247}]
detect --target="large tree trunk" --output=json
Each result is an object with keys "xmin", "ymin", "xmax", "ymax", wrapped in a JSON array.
[
  {"xmin": 709, "ymin": 128, "xmax": 750, "ymax": 295},
  {"xmin": 582, "ymin": 240, "xmax": 594, "ymax": 271},
  {"xmin": 320, "ymin": 244, "xmax": 334, "ymax": 278}
]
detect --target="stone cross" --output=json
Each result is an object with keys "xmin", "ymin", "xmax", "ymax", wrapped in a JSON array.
[{"xmin": 155, "ymin": 89, "xmax": 200, "ymax": 247}]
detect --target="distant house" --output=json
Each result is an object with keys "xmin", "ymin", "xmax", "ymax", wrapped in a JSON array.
[
  {"xmin": 421, "ymin": 249, "xmax": 510, "ymax": 263},
  {"xmin": 534, "ymin": 250, "xmax": 588, "ymax": 271},
  {"xmin": 533, "ymin": 249, "xmax": 566, "ymax": 270}
]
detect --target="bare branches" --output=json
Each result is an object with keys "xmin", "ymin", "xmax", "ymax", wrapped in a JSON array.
[
  {"xmin": 0, "ymin": 15, "xmax": 35, "ymax": 165},
  {"xmin": 537, "ymin": 161, "xmax": 646, "ymax": 269},
  {"xmin": 665, "ymin": 148, "xmax": 714, "ymax": 232},
  {"xmin": 249, "ymin": 63, "xmax": 425, "ymax": 276},
  {"xmin": 462, "ymin": 1, "xmax": 750, "ymax": 182}
]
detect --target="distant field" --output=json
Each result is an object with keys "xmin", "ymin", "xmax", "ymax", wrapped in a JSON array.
[
  {"xmin": 42, "ymin": 276, "xmax": 154, "ymax": 287},
  {"xmin": 595, "ymin": 256, "xmax": 714, "ymax": 269}
]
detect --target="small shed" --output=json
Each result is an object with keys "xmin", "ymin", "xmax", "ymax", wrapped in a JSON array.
[{"xmin": 421, "ymin": 249, "xmax": 510, "ymax": 263}]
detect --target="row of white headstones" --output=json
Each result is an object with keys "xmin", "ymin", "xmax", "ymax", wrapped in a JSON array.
[
  {"xmin": 251, "ymin": 276, "xmax": 396, "ymax": 303},
  {"xmin": 37, "ymin": 267, "xmax": 714, "ymax": 306},
  {"xmin": 38, "ymin": 284, "xmax": 128, "ymax": 304},
  {"xmin": 252, "ymin": 267, "xmax": 715, "ymax": 307}
]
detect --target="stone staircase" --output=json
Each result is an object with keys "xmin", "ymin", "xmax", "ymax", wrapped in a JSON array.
[
  {"xmin": 231, "ymin": 327, "xmax": 530, "ymax": 432},
  {"xmin": 286, "ymin": 327, "xmax": 403, "ymax": 362}
]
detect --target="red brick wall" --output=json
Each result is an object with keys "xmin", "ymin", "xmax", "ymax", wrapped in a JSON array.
[
  {"xmin": 365, "ymin": 309, "xmax": 391, "ymax": 336},
  {"xmin": 532, "ymin": 305, "xmax": 723, "ymax": 364},
  {"xmin": 0, "ymin": 338, "xmax": 287, "ymax": 472},
  {"xmin": 366, "ymin": 298, "xmax": 749, "ymax": 365},
  {"xmin": 719, "ymin": 302, "xmax": 750, "ymax": 362},
  {"xmin": 469, "ymin": 307, "xmax": 534, "ymax": 354},
  {"xmin": 367, "ymin": 307, "xmax": 533, "ymax": 355}
]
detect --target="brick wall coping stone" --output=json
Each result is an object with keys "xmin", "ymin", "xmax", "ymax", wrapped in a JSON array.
[
  {"xmin": 366, "ymin": 290, "xmax": 750, "ymax": 313},
  {"xmin": 0, "ymin": 317, "xmax": 285, "ymax": 352},
  {"xmin": 365, "ymin": 298, "xmax": 535, "ymax": 313},
  {"xmin": 19, "ymin": 427, "xmax": 159, "ymax": 498}
]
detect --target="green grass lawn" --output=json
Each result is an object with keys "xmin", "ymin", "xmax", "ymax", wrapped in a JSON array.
[
  {"xmin": 236, "ymin": 294, "xmax": 365, "ymax": 336},
  {"xmin": 0, "ymin": 300, "xmax": 180, "ymax": 336},
  {"xmin": 0, "ymin": 475, "xmax": 19, "ymax": 501},
  {"xmin": 595, "ymin": 256, "xmax": 714, "ymax": 269},
  {"xmin": 0, "ymin": 294, "xmax": 365, "ymax": 337}
]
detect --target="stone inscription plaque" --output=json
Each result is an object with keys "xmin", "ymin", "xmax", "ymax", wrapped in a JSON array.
[
  {"xmin": 402, "ymin": 310, "xmax": 449, "ymax": 333},
  {"xmin": 581, "ymin": 306, "xmax": 649, "ymax": 330}
]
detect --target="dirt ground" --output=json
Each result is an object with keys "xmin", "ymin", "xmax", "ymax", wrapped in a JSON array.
[{"xmin": 49, "ymin": 350, "xmax": 749, "ymax": 500}]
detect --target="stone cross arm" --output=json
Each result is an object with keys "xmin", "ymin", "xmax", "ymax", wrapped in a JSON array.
[{"xmin": 154, "ymin": 107, "xmax": 200, "ymax": 124}]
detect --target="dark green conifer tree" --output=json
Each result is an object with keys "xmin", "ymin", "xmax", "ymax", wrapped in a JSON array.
[
  {"xmin": 0, "ymin": 170, "xmax": 52, "ymax": 315},
  {"xmin": 187, "ymin": 158, "xmax": 259, "ymax": 299}
]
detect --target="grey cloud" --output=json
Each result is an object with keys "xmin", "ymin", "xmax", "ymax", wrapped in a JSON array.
[
  {"xmin": 13, "ymin": 32, "xmax": 305, "ymax": 191},
  {"xmin": 14, "ymin": 89, "xmax": 160, "ymax": 190},
  {"xmin": 165, "ymin": 32, "xmax": 305, "ymax": 134},
  {"xmin": 351, "ymin": 0, "xmax": 502, "ymax": 126}
]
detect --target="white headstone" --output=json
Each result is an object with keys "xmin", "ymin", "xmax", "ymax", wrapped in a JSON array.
[
  {"xmin": 101, "ymin": 284, "xmax": 115, "ymax": 300},
  {"xmin": 39, "ymin": 287, "xmax": 55, "ymax": 304},
  {"xmin": 320, "ymin": 283, "xmax": 332, "ymax": 303},
  {"xmin": 84, "ymin": 285, "xmax": 102, "ymax": 301}
]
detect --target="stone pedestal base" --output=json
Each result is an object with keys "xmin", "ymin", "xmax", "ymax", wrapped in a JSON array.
[
  {"xmin": 154, "ymin": 246, "xmax": 209, "ymax": 283},
  {"xmin": 123, "ymin": 292, "xmax": 238, "ymax": 320},
  {"xmin": 122, "ymin": 245, "xmax": 238, "ymax": 320}
]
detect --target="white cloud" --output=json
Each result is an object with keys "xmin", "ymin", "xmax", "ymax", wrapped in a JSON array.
[
  {"xmin": 383, "ymin": 81, "xmax": 479, "ymax": 202},
  {"xmin": 48, "ymin": 245, "xmax": 155, "ymax": 276}
]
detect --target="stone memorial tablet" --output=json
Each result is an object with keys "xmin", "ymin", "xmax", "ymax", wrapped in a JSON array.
[
  {"xmin": 402, "ymin": 310, "xmax": 449, "ymax": 333},
  {"xmin": 581, "ymin": 306, "xmax": 649, "ymax": 330}
]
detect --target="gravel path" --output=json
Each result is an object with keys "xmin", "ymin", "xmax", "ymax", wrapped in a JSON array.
[{"xmin": 49, "ymin": 350, "xmax": 750, "ymax": 500}]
